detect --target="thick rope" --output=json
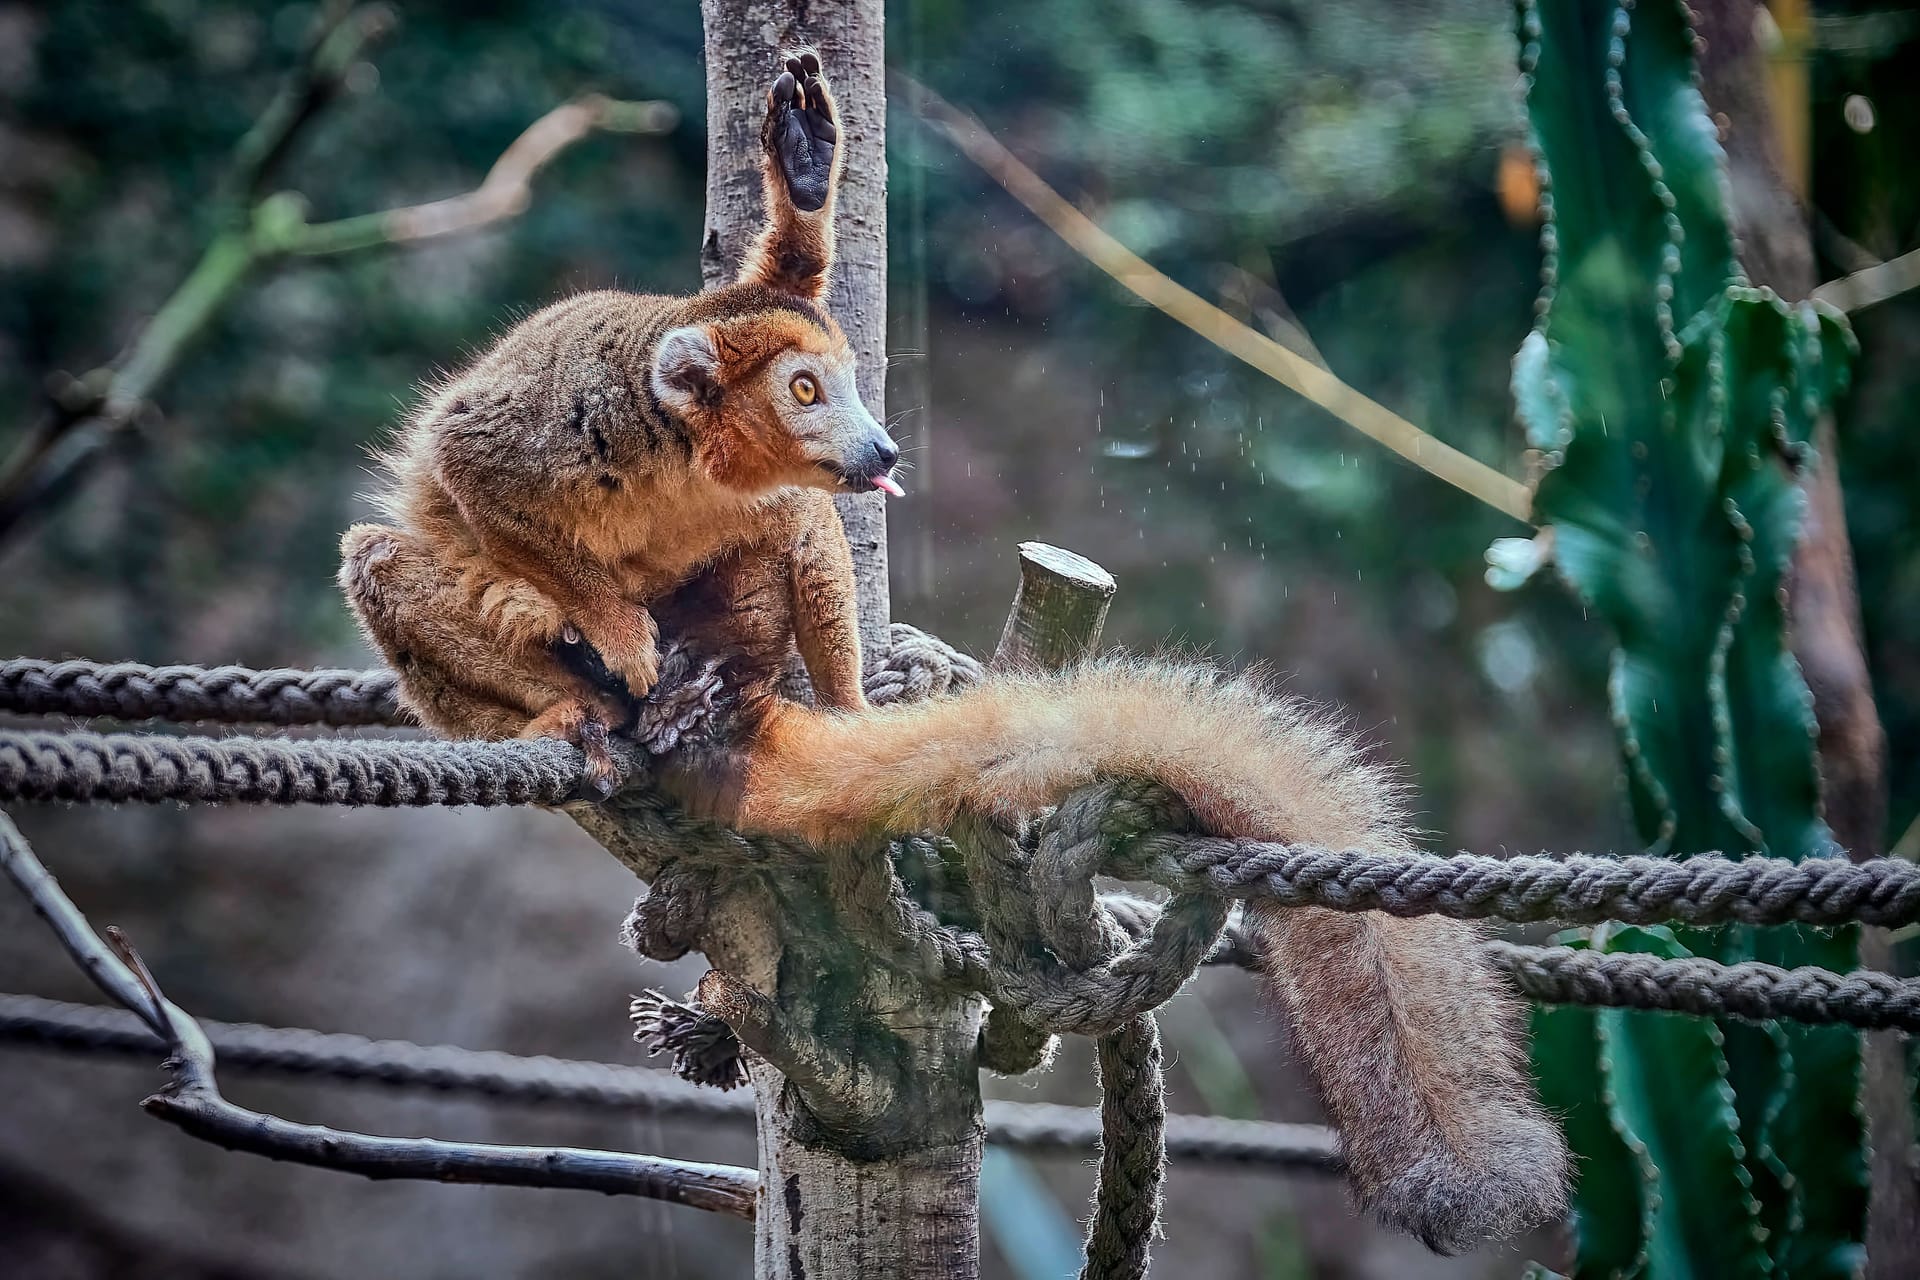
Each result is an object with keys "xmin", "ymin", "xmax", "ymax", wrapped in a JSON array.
[
  {"xmin": 1104, "ymin": 899, "xmax": 1920, "ymax": 1031},
  {"xmin": 1029, "ymin": 793, "xmax": 1172, "ymax": 1280},
  {"xmin": 10, "ymin": 721, "xmax": 1915, "ymax": 937},
  {"xmin": 9, "ymin": 634, "xmax": 1915, "ymax": 1279},
  {"xmin": 0, "ymin": 991, "xmax": 1342, "ymax": 1169},
  {"xmin": 0, "ymin": 658, "xmax": 406, "ymax": 726},
  {"xmin": 1486, "ymin": 940, "xmax": 1920, "ymax": 1032},
  {"xmin": 1113, "ymin": 833, "xmax": 1920, "ymax": 929},
  {"xmin": 0, "ymin": 623, "xmax": 977, "ymax": 728},
  {"xmin": 0, "ymin": 730, "xmax": 588, "ymax": 806}
]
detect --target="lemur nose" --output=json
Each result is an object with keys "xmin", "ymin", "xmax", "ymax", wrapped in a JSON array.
[{"xmin": 873, "ymin": 438, "xmax": 900, "ymax": 471}]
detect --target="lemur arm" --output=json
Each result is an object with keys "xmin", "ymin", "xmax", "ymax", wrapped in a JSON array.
[
  {"xmin": 789, "ymin": 497, "xmax": 867, "ymax": 712},
  {"xmin": 737, "ymin": 51, "xmax": 841, "ymax": 302}
]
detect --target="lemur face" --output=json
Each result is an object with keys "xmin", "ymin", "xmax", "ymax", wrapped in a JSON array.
[{"xmin": 652, "ymin": 312, "xmax": 901, "ymax": 498}]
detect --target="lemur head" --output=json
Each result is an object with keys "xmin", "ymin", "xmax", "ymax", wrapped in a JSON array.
[{"xmin": 651, "ymin": 301, "xmax": 901, "ymax": 499}]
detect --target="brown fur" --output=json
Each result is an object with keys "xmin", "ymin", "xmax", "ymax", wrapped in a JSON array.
[
  {"xmin": 731, "ymin": 662, "xmax": 1570, "ymax": 1253},
  {"xmin": 339, "ymin": 51, "xmax": 1567, "ymax": 1252},
  {"xmin": 341, "ymin": 54, "xmax": 882, "ymax": 787}
]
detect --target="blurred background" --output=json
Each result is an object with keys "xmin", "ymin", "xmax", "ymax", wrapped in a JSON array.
[{"xmin": 0, "ymin": 1, "xmax": 1915, "ymax": 1276}]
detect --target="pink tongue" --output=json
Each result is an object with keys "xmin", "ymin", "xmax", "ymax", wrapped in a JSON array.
[{"xmin": 871, "ymin": 474, "xmax": 905, "ymax": 497}]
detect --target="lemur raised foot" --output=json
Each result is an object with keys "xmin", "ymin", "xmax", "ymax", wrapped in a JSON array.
[{"xmin": 341, "ymin": 50, "xmax": 1568, "ymax": 1253}]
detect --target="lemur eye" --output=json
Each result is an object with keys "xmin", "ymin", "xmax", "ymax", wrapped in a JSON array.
[{"xmin": 790, "ymin": 374, "xmax": 819, "ymax": 405}]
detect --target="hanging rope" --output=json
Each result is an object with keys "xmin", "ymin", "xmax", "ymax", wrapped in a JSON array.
[{"xmin": 7, "ymin": 629, "xmax": 1916, "ymax": 1280}]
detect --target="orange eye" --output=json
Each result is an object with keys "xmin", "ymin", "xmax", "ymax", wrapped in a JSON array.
[{"xmin": 790, "ymin": 374, "xmax": 819, "ymax": 405}]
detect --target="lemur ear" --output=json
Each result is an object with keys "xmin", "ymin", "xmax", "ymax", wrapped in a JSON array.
[{"xmin": 652, "ymin": 325, "xmax": 723, "ymax": 414}]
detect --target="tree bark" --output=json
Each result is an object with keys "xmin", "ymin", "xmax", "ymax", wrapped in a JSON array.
[
  {"xmin": 683, "ymin": 9, "xmax": 987, "ymax": 1276},
  {"xmin": 700, "ymin": 0, "xmax": 890, "ymax": 660},
  {"xmin": 1689, "ymin": 2, "xmax": 1914, "ymax": 1271},
  {"xmin": 575, "ymin": 541, "xmax": 1117, "ymax": 1277}
]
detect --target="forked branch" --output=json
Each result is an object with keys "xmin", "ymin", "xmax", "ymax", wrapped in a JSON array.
[
  {"xmin": 0, "ymin": 5, "xmax": 676, "ymax": 549},
  {"xmin": 0, "ymin": 810, "xmax": 757, "ymax": 1218}
]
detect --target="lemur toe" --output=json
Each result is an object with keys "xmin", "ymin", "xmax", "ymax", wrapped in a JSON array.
[
  {"xmin": 576, "ymin": 717, "xmax": 620, "ymax": 802},
  {"xmin": 798, "ymin": 51, "xmax": 821, "ymax": 76}
]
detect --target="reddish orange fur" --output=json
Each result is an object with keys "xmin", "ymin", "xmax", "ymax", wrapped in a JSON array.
[
  {"xmin": 729, "ymin": 662, "xmax": 1570, "ymax": 1253},
  {"xmin": 340, "ymin": 57, "xmax": 874, "ymax": 747},
  {"xmin": 339, "ymin": 50, "xmax": 1567, "ymax": 1254}
]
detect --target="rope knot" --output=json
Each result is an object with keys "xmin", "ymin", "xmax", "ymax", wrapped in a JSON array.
[
  {"xmin": 619, "ymin": 863, "xmax": 717, "ymax": 962},
  {"xmin": 628, "ymin": 989, "xmax": 747, "ymax": 1089}
]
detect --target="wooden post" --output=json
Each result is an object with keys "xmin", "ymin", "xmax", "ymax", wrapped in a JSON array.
[
  {"xmin": 993, "ymin": 542, "xmax": 1117, "ymax": 671},
  {"xmin": 580, "ymin": 7, "xmax": 1130, "ymax": 1272},
  {"xmin": 699, "ymin": 0, "xmax": 890, "ymax": 661},
  {"xmin": 579, "ymin": 540, "xmax": 1117, "ymax": 1276}
]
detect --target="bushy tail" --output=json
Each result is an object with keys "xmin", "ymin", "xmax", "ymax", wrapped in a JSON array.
[{"xmin": 735, "ymin": 658, "xmax": 1569, "ymax": 1253}]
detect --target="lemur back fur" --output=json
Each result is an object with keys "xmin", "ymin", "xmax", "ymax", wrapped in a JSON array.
[{"xmin": 340, "ymin": 51, "xmax": 1568, "ymax": 1255}]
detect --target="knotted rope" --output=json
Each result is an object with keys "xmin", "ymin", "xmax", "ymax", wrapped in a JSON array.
[{"xmin": 6, "ymin": 629, "xmax": 1914, "ymax": 1280}]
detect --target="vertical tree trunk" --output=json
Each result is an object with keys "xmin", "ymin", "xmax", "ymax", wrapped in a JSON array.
[
  {"xmin": 1689, "ymin": 2, "xmax": 1915, "ymax": 1270},
  {"xmin": 658, "ymin": 9, "xmax": 979, "ymax": 1275},
  {"xmin": 700, "ymin": 0, "xmax": 889, "ymax": 659}
]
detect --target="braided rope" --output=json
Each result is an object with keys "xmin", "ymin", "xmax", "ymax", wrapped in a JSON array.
[
  {"xmin": 8, "ymin": 633, "xmax": 1915, "ymax": 1279},
  {"xmin": 0, "ymin": 730, "xmax": 588, "ymax": 806},
  {"xmin": 1112, "ymin": 832, "xmax": 1920, "ymax": 929},
  {"xmin": 10, "ymin": 719, "xmax": 1914, "ymax": 938},
  {"xmin": 1105, "ymin": 897, "xmax": 1920, "ymax": 1032},
  {"xmin": 0, "ymin": 658, "xmax": 406, "ymax": 726},
  {"xmin": 0, "ymin": 624, "xmax": 977, "ymax": 729},
  {"xmin": 1487, "ymin": 940, "xmax": 1920, "ymax": 1031}
]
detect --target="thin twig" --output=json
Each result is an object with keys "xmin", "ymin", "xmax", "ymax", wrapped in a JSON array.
[
  {"xmin": 215, "ymin": 1, "xmax": 395, "ymax": 210},
  {"xmin": 0, "ymin": 59, "xmax": 674, "ymax": 550},
  {"xmin": 897, "ymin": 74, "xmax": 1534, "ymax": 525},
  {"xmin": 1811, "ymin": 242, "xmax": 1920, "ymax": 315},
  {"xmin": 0, "ymin": 809, "xmax": 757, "ymax": 1217}
]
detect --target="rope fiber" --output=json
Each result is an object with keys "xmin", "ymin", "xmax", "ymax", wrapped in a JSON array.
[{"xmin": 4, "ymin": 632, "xmax": 1913, "ymax": 1280}]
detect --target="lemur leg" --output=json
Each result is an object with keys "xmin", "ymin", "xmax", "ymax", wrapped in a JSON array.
[
  {"xmin": 453, "ymin": 502, "xmax": 663, "ymax": 701},
  {"xmin": 788, "ymin": 497, "xmax": 867, "ymax": 711},
  {"xmin": 737, "ymin": 50, "xmax": 841, "ymax": 301},
  {"xmin": 339, "ymin": 522, "xmax": 624, "ymax": 790}
]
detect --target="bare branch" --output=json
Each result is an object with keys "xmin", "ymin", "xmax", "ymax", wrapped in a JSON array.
[
  {"xmin": 216, "ymin": 2, "xmax": 397, "ymax": 210},
  {"xmin": 0, "ymin": 991, "xmax": 1346, "ymax": 1171},
  {"xmin": 0, "ymin": 66, "xmax": 674, "ymax": 552},
  {"xmin": 0, "ymin": 810, "xmax": 757, "ymax": 1218},
  {"xmin": 896, "ymin": 74, "xmax": 1535, "ymax": 526},
  {"xmin": 697, "ymin": 968, "xmax": 893, "ymax": 1129},
  {"xmin": 283, "ymin": 96, "xmax": 678, "ymax": 257}
]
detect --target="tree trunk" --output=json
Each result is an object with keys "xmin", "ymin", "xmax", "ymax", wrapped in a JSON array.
[
  {"xmin": 700, "ymin": 0, "xmax": 890, "ymax": 660},
  {"xmin": 686, "ymin": 8, "xmax": 988, "ymax": 1276},
  {"xmin": 1689, "ymin": 2, "xmax": 1915, "ymax": 1271}
]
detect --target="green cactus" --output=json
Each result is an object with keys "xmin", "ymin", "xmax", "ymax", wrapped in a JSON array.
[{"xmin": 1505, "ymin": 1, "xmax": 1866, "ymax": 1274}]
